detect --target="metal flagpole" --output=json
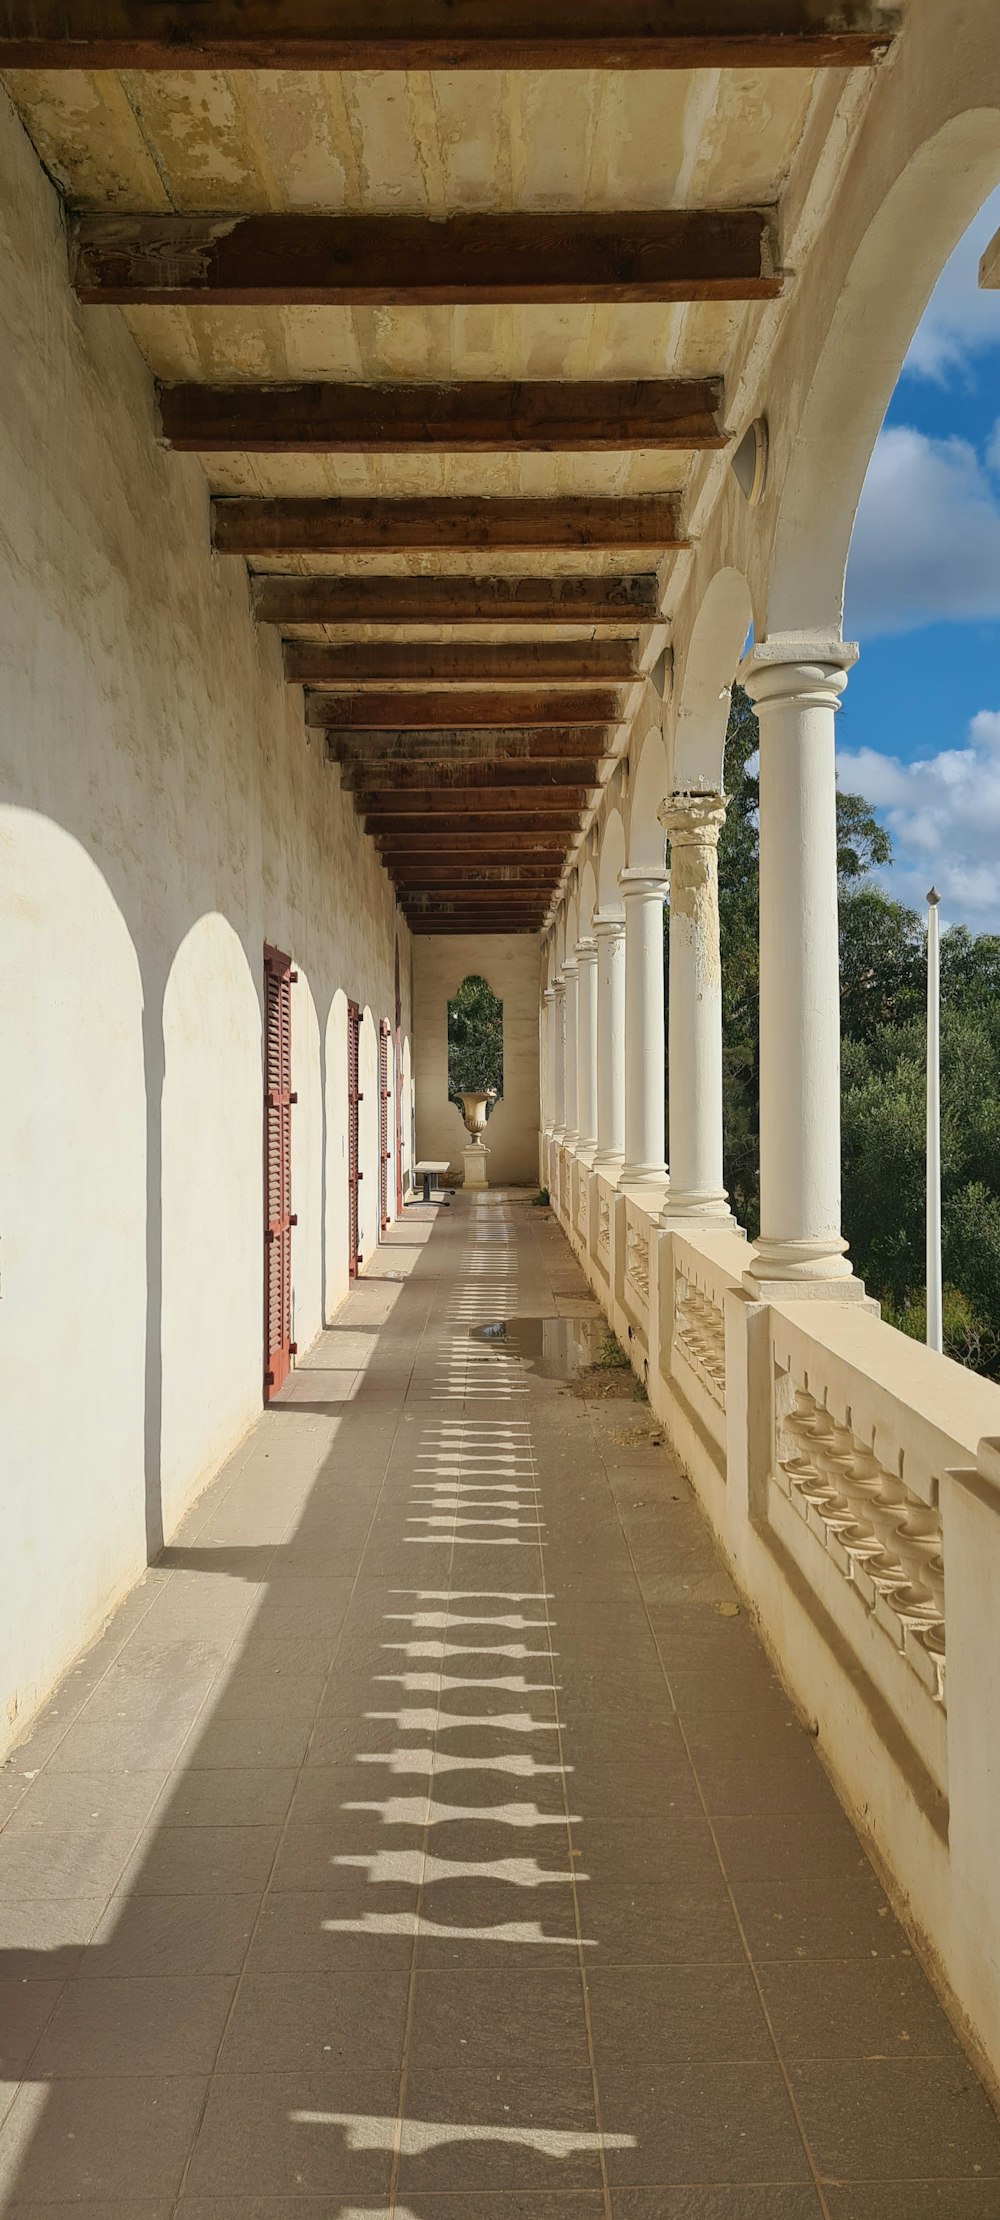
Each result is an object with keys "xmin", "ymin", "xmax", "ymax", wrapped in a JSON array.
[{"xmin": 926, "ymin": 886, "xmax": 942, "ymax": 1354}]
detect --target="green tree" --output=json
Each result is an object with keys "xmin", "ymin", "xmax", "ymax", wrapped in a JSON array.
[{"xmin": 447, "ymin": 973, "xmax": 504, "ymax": 1108}]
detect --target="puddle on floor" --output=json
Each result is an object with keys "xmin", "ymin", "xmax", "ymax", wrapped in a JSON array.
[{"xmin": 470, "ymin": 1314, "xmax": 608, "ymax": 1380}]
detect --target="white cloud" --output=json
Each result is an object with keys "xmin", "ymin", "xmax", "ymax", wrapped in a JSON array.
[
  {"xmin": 838, "ymin": 715, "xmax": 1000, "ymax": 930},
  {"xmin": 902, "ymin": 185, "xmax": 1000, "ymax": 384},
  {"xmin": 845, "ymin": 423, "xmax": 1000, "ymax": 637}
]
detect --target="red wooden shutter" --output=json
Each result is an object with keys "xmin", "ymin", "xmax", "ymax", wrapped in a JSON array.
[
  {"xmin": 378, "ymin": 1019, "xmax": 391, "ymax": 1234},
  {"xmin": 347, "ymin": 998, "xmax": 362, "ymax": 1279},
  {"xmin": 264, "ymin": 945, "xmax": 296, "ymax": 1400}
]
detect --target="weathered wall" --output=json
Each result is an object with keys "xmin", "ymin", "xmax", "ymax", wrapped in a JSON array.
[
  {"xmin": 413, "ymin": 934, "xmax": 540, "ymax": 1187},
  {"xmin": 0, "ymin": 87, "xmax": 411, "ymax": 1759}
]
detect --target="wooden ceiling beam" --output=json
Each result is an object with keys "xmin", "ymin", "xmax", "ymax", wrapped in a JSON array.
[
  {"xmin": 214, "ymin": 494, "xmax": 683, "ymax": 554},
  {"xmin": 394, "ymin": 866, "xmax": 557, "ymax": 885},
  {"xmin": 288, "ymin": 639, "xmax": 636, "ymax": 686},
  {"xmin": 72, "ymin": 209, "xmax": 780, "ymax": 307},
  {"xmin": 411, "ymin": 923, "xmax": 541, "ymax": 935},
  {"xmin": 358, "ymin": 786, "xmax": 589, "ymax": 813},
  {"xmin": 342, "ymin": 761, "xmax": 594, "ymax": 792},
  {"xmin": 330, "ymin": 733, "xmax": 604, "ymax": 766},
  {"xmin": 253, "ymin": 572, "xmax": 659, "ymax": 626},
  {"xmin": 160, "ymin": 377, "xmax": 725, "ymax": 454},
  {"xmin": 368, "ymin": 812, "xmax": 579, "ymax": 837},
  {"xmin": 0, "ymin": 5, "xmax": 900, "ymax": 71},
  {"xmin": 307, "ymin": 688, "xmax": 618, "ymax": 729}
]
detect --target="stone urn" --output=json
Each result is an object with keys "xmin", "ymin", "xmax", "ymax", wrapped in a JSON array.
[
  {"xmin": 456, "ymin": 1091, "xmax": 491, "ymax": 1142},
  {"xmin": 455, "ymin": 1090, "xmax": 492, "ymax": 1188}
]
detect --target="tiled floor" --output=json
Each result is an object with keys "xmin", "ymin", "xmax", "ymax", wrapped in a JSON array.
[{"xmin": 1, "ymin": 1188, "xmax": 999, "ymax": 2219}]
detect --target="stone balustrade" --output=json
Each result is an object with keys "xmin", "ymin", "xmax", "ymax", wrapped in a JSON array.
[{"xmin": 549, "ymin": 1143, "xmax": 1000, "ymax": 2087}]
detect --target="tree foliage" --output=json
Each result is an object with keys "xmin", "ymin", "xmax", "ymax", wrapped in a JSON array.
[
  {"xmin": 715, "ymin": 687, "xmax": 1000, "ymax": 1378},
  {"xmin": 447, "ymin": 973, "xmax": 504, "ymax": 1108}
]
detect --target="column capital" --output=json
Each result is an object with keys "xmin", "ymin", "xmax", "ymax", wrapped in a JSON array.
[
  {"xmin": 659, "ymin": 789, "xmax": 727, "ymax": 847},
  {"xmin": 560, "ymin": 957, "xmax": 579, "ymax": 981},
  {"xmin": 619, "ymin": 864, "xmax": 668, "ymax": 900},
  {"xmin": 593, "ymin": 909, "xmax": 626, "ymax": 942},
  {"xmin": 738, "ymin": 636, "xmax": 858, "ymax": 713},
  {"xmin": 574, "ymin": 935, "xmax": 597, "ymax": 964},
  {"xmin": 553, "ymin": 973, "xmax": 566, "ymax": 999},
  {"xmin": 542, "ymin": 986, "xmax": 557, "ymax": 1005}
]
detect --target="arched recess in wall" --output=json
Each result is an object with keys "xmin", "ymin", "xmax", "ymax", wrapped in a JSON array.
[
  {"xmin": 598, "ymin": 809, "xmax": 626, "ymax": 916},
  {"xmin": 160, "ymin": 913, "xmax": 261, "ymax": 1535},
  {"xmin": 0, "ymin": 810, "xmax": 146, "ymax": 1723},
  {"xmin": 626, "ymin": 726, "xmax": 669, "ymax": 869},
  {"xmin": 672, "ymin": 568, "xmax": 754, "ymax": 796},
  {"xmin": 289, "ymin": 964, "xmax": 322, "ymax": 1357},
  {"xmin": 325, "ymin": 987, "xmax": 349, "ymax": 1316},
  {"xmin": 359, "ymin": 1004, "xmax": 379, "ymax": 1268},
  {"xmin": 767, "ymin": 110, "xmax": 1000, "ymax": 639}
]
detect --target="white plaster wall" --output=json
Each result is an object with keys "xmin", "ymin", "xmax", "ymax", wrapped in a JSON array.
[
  {"xmin": 0, "ymin": 88, "xmax": 411, "ymax": 1756},
  {"xmin": 413, "ymin": 934, "xmax": 541, "ymax": 1187}
]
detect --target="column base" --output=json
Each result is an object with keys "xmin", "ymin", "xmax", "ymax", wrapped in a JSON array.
[
  {"xmin": 744, "ymin": 1232, "xmax": 867, "ymax": 1300},
  {"xmin": 575, "ymin": 1141, "xmax": 598, "ymax": 1169},
  {"xmin": 593, "ymin": 1150, "xmax": 625, "ymax": 1176},
  {"xmin": 659, "ymin": 1189, "xmax": 735, "ymax": 1229}
]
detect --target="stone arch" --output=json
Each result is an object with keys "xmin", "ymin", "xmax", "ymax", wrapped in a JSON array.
[
  {"xmin": 626, "ymin": 725, "xmax": 669, "ymax": 871},
  {"xmin": 598, "ymin": 809, "xmax": 626, "ymax": 915},
  {"xmin": 671, "ymin": 567, "xmax": 754, "ymax": 796},
  {"xmin": 577, "ymin": 858, "xmax": 597, "ymax": 940},
  {"xmin": 767, "ymin": 108, "xmax": 1000, "ymax": 639}
]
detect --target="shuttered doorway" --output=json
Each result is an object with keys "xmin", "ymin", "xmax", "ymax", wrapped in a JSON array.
[
  {"xmin": 347, "ymin": 998, "xmax": 362, "ymax": 1279},
  {"xmin": 264, "ymin": 944, "xmax": 296, "ymax": 1400}
]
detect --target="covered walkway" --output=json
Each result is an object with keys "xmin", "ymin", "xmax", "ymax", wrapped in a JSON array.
[{"xmin": 1, "ymin": 1191, "xmax": 997, "ymax": 2215}]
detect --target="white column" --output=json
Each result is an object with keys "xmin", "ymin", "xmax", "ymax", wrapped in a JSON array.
[
  {"xmin": 619, "ymin": 865, "xmax": 668, "ymax": 1196},
  {"xmin": 575, "ymin": 936, "xmax": 598, "ymax": 1161},
  {"xmin": 561, "ymin": 960, "xmax": 579, "ymax": 1147},
  {"xmin": 551, "ymin": 977, "xmax": 566, "ymax": 1138},
  {"xmin": 740, "ymin": 642, "xmax": 855, "ymax": 1283},
  {"xmin": 659, "ymin": 792, "xmax": 731, "ymax": 1221},
  {"xmin": 593, "ymin": 912, "xmax": 626, "ymax": 1171},
  {"xmin": 542, "ymin": 986, "xmax": 556, "ymax": 1133}
]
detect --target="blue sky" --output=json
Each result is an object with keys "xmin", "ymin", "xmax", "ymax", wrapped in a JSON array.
[{"xmin": 837, "ymin": 185, "xmax": 1000, "ymax": 929}]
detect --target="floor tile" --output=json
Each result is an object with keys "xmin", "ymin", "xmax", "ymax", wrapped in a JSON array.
[
  {"xmin": 598, "ymin": 2062, "xmax": 811, "ymax": 2185},
  {"xmin": 31, "ymin": 1973, "xmax": 236, "ymax": 2076},
  {"xmin": 0, "ymin": 1979, "xmax": 63, "ymax": 2075},
  {"xmin": 89, "ymin": 1891, "xmax": 259, "ymax": 1977},
  {"xmin": 792, "ymin": 2055, "xmax": 1000, "ymax": 2179},
  {"xmin": 216, "ymin": 1968, "xmax": 410, "ymax": 2072},
  {"xmin": 122, "ymin": 1824, "xmax": 280, "ymax": 1896},
  {"xmin": 612, "ymin": 2194, "xmax": 822, "ymax": 2218},
  {"xmin": 586, "ymin": 1963, "xmax": 773, "ymax": 2066},
  {"xmin": 396, "ymin": 2067, "xmax": 601, "ymax": 2191},
  {"xmin": 760, "ymin": 1954, "xmax": 961, "ymax": 2060},
  {"xmin": 731, "ymin": 1873, "xmax": 903, "ymax": 1963},
  {"xmin": 408, "ymin": 1967, "xmax": 590, "ymax": 2074},
  {"xmin": 184, "ymin": 2070, "xmax": 400, "ymax": 2197},
  {"xmin": 0, "ymin": 2075, "xmax": 207, "ymax": 2200}
]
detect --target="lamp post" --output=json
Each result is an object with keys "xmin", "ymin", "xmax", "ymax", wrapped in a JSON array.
[{"xmin": 926, "ymin": 886, "xmax": 942, "ymax": 1355}]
